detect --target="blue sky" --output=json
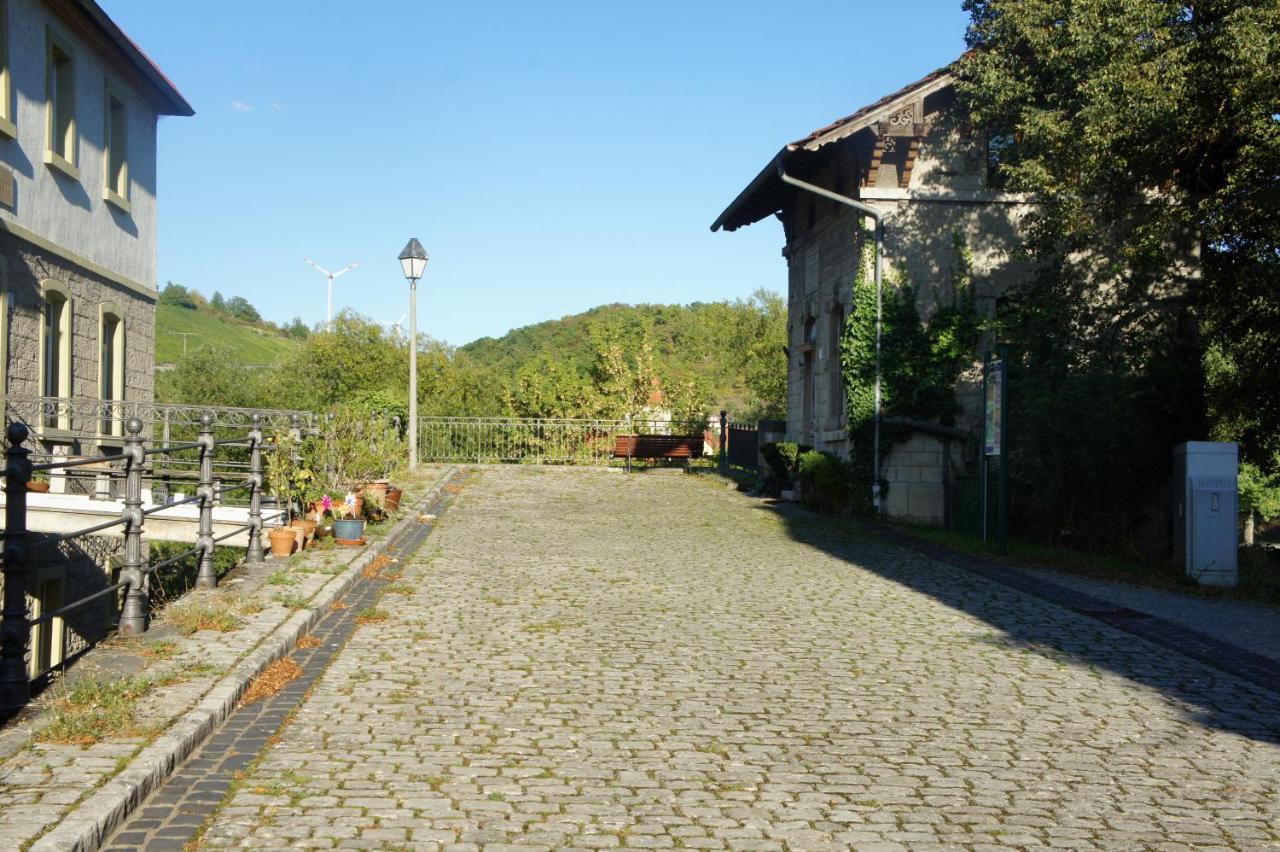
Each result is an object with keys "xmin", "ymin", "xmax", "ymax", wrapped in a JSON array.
[{"xmin": 102, "ymin": 1, "xmax": 970, "ymax": 346}]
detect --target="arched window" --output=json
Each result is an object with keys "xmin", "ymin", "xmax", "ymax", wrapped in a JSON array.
[
  {"xmin": 99, "ymin": 303, "xmax": 124, "ymax": 436},
  {"xmin": 40, "ymin": 280, "xmax": 72, "ymax": 429}
]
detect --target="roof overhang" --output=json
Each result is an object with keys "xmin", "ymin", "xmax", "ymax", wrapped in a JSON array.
[
  {"xmin": 54, "ymin": 0, "xmax": 194, "ymax": 116},
  {"xmin": 711, "ymin": 65, "xmax": 956, "ymax": 233}
]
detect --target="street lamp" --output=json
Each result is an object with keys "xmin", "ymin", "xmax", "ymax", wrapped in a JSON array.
[{"xmin": 398, "ymin": 238, "xmax": 429, "ymax": 470}]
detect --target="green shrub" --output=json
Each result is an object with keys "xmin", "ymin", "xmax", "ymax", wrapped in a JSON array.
[
  {"xmin": 797, "ymin": 450, "xmax": 859, "ymax": 514},
  {"xmin": 760, "ymin": 441, "xmax": 806, "ymax": 489}
]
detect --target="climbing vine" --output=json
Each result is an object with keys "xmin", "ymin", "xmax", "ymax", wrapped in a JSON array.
[{"xmin": 840, "ymin": 228, "xmax": 981, "ymax": 511}]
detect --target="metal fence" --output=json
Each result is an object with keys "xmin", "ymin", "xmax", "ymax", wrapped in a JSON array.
[
  {"xmin": 416, "ymin": 417, "xmax": 720, "ymax": 465},
  {"xmin": 726, "ymin": 423, "xmax": 759, "ymax": 470},
  {"xmin": 0, "ymin": 414, "xmax": 278, "ymax": 715},
  {"xmin": 2, "ymin": 394, "xmax": 313, "ymax": 496}
]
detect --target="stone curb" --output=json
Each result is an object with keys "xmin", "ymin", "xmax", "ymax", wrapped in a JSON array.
[{"xmin": 31, "ymin": 466, "xmax": 460, "ymax": 852}]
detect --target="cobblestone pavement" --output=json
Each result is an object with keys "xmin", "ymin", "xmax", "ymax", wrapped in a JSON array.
[{"xmin": 195, "ymin": 467, "xmax": 1280, "ymax": 850}]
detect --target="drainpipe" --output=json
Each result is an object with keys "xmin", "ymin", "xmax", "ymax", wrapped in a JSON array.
[{"xmin": 778, "ymin": 168, "xmax": 885, "ymax": 513}]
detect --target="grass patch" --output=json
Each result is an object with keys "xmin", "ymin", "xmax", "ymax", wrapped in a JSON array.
[
  {"xmin": 356, "ymin": 607, "xmax": 390, "ymax": 624},
  {"xmin": 274, "ymin": 592, "xmax": 310, "ymax": 609},
  {"xmin": 236, "ymin": 596, "xmax": 265, "ymax": 615},
  {"xmin": 241, "ymin": 657, "xmax": 302, "ymax": 705},
  {"xmin": 153, "ymin": 661, "xmax": 221, "ymax": 687},
  {"xmin": 383, "ymin": 583, "xmax": 414, "ymax": 596},
  {"xmin": 106, "ymin": 637, "xmax": 177, "ymax": 662},
  {"xmin": 266, "ymin": 570, "xmax": 299, "ymax": 587},
  {"xmin": 38, "ymin": 675, "xmax": 154, "ymax": 744},
  {"xmin": 166, "ymin": 600, "xmax": 243, "ymax": 636}
]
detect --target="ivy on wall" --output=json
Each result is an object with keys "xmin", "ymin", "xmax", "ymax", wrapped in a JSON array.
[{"xmin": 840, "ymin": 227, "xmax": 982, "ymax": 511}]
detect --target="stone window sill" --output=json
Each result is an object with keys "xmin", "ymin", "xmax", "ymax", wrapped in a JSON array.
[{"xmin": 45, "ymin": 150, "xmax": 80, "ymax": 182}]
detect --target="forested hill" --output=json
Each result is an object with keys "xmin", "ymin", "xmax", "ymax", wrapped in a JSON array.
[
  {"xmin": 460, "ymin": 294, "xmax": 786, "ymax": 418},
  {"xmin": 156, "ymin": 285, "xmax": 787, "ymax": 421}
]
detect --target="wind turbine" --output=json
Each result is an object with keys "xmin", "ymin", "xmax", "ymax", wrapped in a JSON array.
[{"xmin": 304, "ymin": 257, "xmax": 360, "ymax": 329}]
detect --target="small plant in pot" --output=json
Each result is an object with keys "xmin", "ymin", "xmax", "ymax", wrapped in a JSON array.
[
  {"xmin": 27, "ymin": 473, "xmax": 51, "ymax": 493},
  {"xmin": 332, "ymin": 490, "xmax": 366, "ymax": 543}
]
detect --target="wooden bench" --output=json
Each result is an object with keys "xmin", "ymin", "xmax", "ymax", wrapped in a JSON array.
[{"xmin": 612, "ymin": 434, "xmax": 704, "ymax": 471}]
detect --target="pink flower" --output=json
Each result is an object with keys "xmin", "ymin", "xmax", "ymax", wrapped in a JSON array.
[{"xmin": 322, "ymin": 494, "xmax": 333, "ymax": 511}]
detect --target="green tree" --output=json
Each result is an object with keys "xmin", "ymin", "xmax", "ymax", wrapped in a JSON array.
[
  {"xmin": 1239, "ymin": 458, "xmax": 1280, "ymax": 546},
  {"xmin": 158, "ymin": 282, "xmax": 198, "ymax": 310},
  {"xmin": 156, "ymin": 344, "xmax": 267, "ymax": 409},
  {"xmin": 959, "ymin": 0, "xmax": 1280, "ymax": 456},
  {"xmin": 224, "ymin": 296, "xmax": 261, "ymax": 324}
]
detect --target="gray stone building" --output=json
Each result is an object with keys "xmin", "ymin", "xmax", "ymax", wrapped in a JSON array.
[
  {"xmin": 713, "ymin": 65, "xmax": 1034, "ymax": 525},
  {"xmin": 1, "ymin": 0, "xmax": 192, "ymax": 456},
  {"xmin": 0, "ymin": 0, "xmax": 190, "ymax": 679}
]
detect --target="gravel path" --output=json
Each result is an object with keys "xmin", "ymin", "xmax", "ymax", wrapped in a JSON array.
[{"xmin": 192, "ymin": 466, "xmax": 1280, "ymax": 850}]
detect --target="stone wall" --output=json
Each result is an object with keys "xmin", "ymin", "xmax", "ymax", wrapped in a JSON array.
[
  {"xmin": 781, "ymin": 97, "xmax": 1033, "ymax": 526},
  {"xmin": 1, "ymin": 228, "xmax": 156, "ymax": 452}
]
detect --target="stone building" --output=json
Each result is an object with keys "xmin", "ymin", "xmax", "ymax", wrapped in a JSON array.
[
  {"xmin": 0, "ymin": 0, "xmax": 192, "ymax": 455},
  {"xmin": 713, "ymin": 64, "xmax": 1034, "ymax": 525},
  {"xmin": 0, "ymin": 0, "xmax": 190, "ymax": 679}
]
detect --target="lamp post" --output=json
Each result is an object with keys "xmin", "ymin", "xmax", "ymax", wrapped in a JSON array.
[{"xmin": 398, "ymin": 239, "xmax": 428, "ymax": 470}]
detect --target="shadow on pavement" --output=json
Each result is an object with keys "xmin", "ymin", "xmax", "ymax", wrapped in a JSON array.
[{"xmin": 765, "ymin": 501, "xmax": 1280, "ymax": 747}]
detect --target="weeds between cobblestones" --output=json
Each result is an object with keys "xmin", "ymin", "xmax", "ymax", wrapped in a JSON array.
[
  {"xmin": 96, "ymin": 474, "xmax": 462, "ymax": 850},
  {"xmin": 0, "ymin": 467, "xmax": 456, "ymax": 851},
  {"xmin": 159, "ymin": 466, "xmax": 1280, "ymax": 850}
]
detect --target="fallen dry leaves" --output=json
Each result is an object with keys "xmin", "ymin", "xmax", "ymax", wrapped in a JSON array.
[{"xmin": 241, "ymin": 657, "xmax": 302, "ymax": 705}]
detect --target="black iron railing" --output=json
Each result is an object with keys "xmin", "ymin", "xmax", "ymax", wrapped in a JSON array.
[{"xmin": 0, "ymin": 414, "xmax": 282, "ymax": 715}]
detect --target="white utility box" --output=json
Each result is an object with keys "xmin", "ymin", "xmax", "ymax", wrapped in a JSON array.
[{"xmin": 1172, "ymin": 442, "xmax": 1238, "ymax": 587}]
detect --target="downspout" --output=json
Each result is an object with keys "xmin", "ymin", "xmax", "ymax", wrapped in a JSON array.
[{"xmin": 778, "ymin": 168, "xmax": 885, "ymax": 513}]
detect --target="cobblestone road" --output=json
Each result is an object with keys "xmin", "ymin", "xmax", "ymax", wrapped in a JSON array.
[{"xmin": 197, "ymin": 467, "xmax": 1280, "ymax": 850}]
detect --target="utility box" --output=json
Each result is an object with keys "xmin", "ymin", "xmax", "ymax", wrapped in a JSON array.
[{"xmin": 1172, "ymin": 442, "xmax": 1238, "ymax": 587}]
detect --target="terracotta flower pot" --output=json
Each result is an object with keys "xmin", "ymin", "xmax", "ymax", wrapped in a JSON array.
[
  {"xmin": 365, "ymin": 482, "xmax": 389, "ymax": 507},
  {"xmin": 27, "ymin": 481, "xmax": 50, "ymax": 493},
  {"xmin": 288, "ymin": 520, "xmax": 308, "ymax": 550},
  {"xmin": 301, "ymin": 518, "xmax": 318, "ymax": 543},
  {"xmin": 384, "ymin": 487, "xmax": 403, "ymax": 512},
  {"xmin": 268, "ymin": 527, "xmax": 296, "ymax": 558}
]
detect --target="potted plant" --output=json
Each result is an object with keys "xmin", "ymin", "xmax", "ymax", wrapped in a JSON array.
[
  {"xmin": 268, "ymin": 526, "xmax": 296, "ymax": 557},
  {"xmin": 27, "ymin": 473, "xmax": 51, "ymax": 493}
]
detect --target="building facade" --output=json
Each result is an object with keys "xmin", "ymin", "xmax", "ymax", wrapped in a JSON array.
[
  {"xmin": 0, "ymin": 0, "xmax": 192, "ymax": 457},
  {"xmin": 0, "ymin": 0, "xmax": 190, "ymax": 679},
  {"xmin": 713, "ymin": 66, "xmax": 1033, "ymax": 525}
]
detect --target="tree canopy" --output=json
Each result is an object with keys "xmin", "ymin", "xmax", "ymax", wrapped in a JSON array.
[{"xmin": 957, "ymin": 0, "xmax": 1279, "ymax": 548}]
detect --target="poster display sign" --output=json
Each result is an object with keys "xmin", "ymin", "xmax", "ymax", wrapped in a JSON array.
[{"xmin": 984, "ymin": 358, "xmax": 1004, "ymax": 457}]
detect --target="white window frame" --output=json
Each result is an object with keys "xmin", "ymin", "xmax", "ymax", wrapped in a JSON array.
[
  {"xmin": 0, "ymin": 0, "xmax": 14, "ymax": 139},
  {"xmin": 39, "ymin": 279, "xmax": 73, "ymax": 430},
  {"xmin": 98, "ymin": 302, "xmax": 125, "ymax": 437},
  {"xmin": 103, "ymin": 85, "xmax": 130, "ymax": 211},
  {"xmin": 45, "ymin": 29, "xmax": 79, "ymax": 180}
]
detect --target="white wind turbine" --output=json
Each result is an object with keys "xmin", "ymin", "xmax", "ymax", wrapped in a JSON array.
[
  {"xmin": 384, "ymin": 313, "xmax": 408, "ymax": 341},
  {"xmin": 304, "ymin": 257, "xmax": 360, "ymax": 330}
]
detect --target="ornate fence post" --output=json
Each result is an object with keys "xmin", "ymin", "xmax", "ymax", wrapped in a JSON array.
[
  {"xmin": 245, "ymin": 414, "xmax": 265, "ymax": 566},
  {"xmin": 118, "ymin": 417, "xmax": 149, "ymax": 636},
  {"xmin": 195, "ymin": 414, "xmax": 217, "ymax": 589},
  {"xmin": 1, "ymin": 423, "xmax": 33, "ymax": 713},
  {"xmin": 289, "ymin": 414, "xmax": 303, "ymax": 449},
  {"xmin": 719, "ymin": 410, "xmax": 728, "ymax": 474}
]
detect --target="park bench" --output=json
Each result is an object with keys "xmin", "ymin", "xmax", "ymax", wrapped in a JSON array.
[{"xmin": 612, "ymin": 433, "xmax": 705, "ymax": 472}]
